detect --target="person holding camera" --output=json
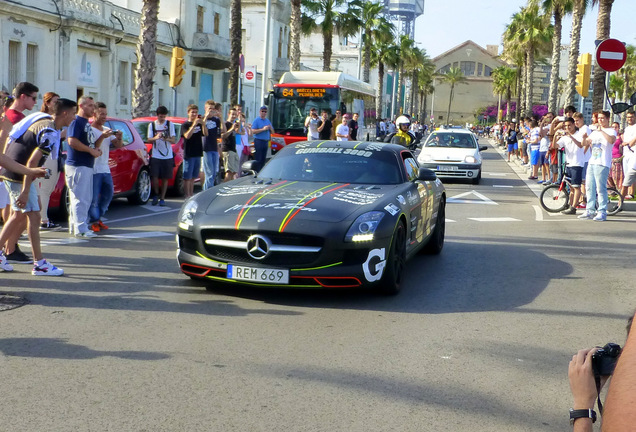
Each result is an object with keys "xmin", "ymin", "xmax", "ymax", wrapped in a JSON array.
[
  {"xmin": 148, "ymin": 106, "xmax": 176, "ymax": 206},
  {"xmin": 181, "ymin": 105, "xmax": 208, "ymax": 198}
]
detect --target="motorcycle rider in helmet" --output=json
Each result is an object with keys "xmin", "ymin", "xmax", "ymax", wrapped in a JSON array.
[{"xmin": 385, "ymin": 115, "xmax": 417, "ymax": 148}]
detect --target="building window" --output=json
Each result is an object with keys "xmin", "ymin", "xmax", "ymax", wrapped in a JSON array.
[
  {"xmin": 452, "ymin": 62, "xmax": 458, "ymax": 69},
  {"xmin": 437, "ymin": 64, "xmax": 451, "ymax": 74},
  {"xmin": 214, "ymin": 13, "xmax": 220, "ymax": 35},
  {"xmin": 483, "ymin": 65, "xmax": 492, "ymax": 76},
  {"xmin": 477, "ymin": 63, "xmax": 483, "ymax": 76},
  {"xmin": 26, "ymin": 44, "xmax": 38, "ymax": 84},
  {"xmin": 8, "ymin": 41, "xmax": 21, "ymax": 89},
  {"xmin": 197, "ymin": 6, "xmax": 204, "ymax": 33},
  {"xmin": 460, "ymin": 61, "xmax": 475, "ymax": 76},
  {"xmin": 277, "ymin": 28, "xmax": 283, "ymax": 58},
  {"xmin": 119, "ymin": 61, "xmax": 128, "ymax": 105}
]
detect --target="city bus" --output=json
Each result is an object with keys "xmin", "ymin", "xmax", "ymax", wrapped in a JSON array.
[{"xmin": 267, "ymin": 71, "xmax": 377, "ymax": 152}]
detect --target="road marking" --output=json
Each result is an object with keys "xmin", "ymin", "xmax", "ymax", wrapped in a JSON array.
[
  {"xmin": 468, "ymin": 217, "xmax": 521, "ymax": 222},
  {"xmin": 445, "ymin": 218, "xmax": 456, "ymax": 223},
  {"xmin": 448, "ymin": 190, "xmax": 497, "ymax": 205},
  {"xmin": 102, "ymin": 231, "xmax": 173, "ymax": 239},
  {"xmin": 106, "ymin": 209, "xmax": 180, "ymax": 225},
  {"xmin": 493, "ymin": 185, "xmax": 513, "ymax": 188},
  {"xmin": 486, "ymin": 172, "xmax": 508, "ymax": 176},
  {"xmin": 41, "ymin": 237, "xmax": 89, "ymax": 246},
  {"xmin": 533, "ymin": 205, "xmax": 544, "ymax": 221},
  {"xmin": 142, "ymin": 204, "xmax": 175, "ymax": 213}
]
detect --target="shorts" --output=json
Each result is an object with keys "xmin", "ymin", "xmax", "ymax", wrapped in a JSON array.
[
  {"xmin": 507, "ymin": 143, "xmax": 518, "ymax": 152},
  {"xmin": 623, "ymin": 168, "xmax": 636, "ymax": 188},
  {"xmin": 566, "ymin": 166, "xmax": 583, "ymax": 187},
  {"xmin": 539, "ymin": 151, "xmax": 548, "ymax": 165},
  {"xmin": 4, "ymin": 180, "xmax": 40, "ymax": 213},
  {"xmin": 182, "ymin": 156, "xmax": 201, "ymax": 180},
  {"xmin": 150, "ymin": 157, "xmax": 174, "ymax": 180},
  {"xmin": 222, "ymin": 151, "xmax": 239, "ymax": 174},
  {"xmin": 519, "ymin": 141, "xmax": 527, "ymax": 156},
  {"xmin": 0, "ymin": 183, "xmax": 10, "ymax": 208},
  {"xmin": 530, "ymin": 147, "xmax": 541, "ymax": 165}
]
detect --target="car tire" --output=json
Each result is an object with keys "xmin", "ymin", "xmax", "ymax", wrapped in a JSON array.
[
  {"xmin": 170, "ymin": 163, "xmax": 185, "ymax": 197},
  {"xmin": 128, "ymin": 168, "xmax": 152, "ymax": 205},
  {"xmin": 54, "ymin": 186, "xmax": 70, "ymax": 220},
  {"xmin": 378, "ymin": 220, "xmax": 407, "ymax": 295},
  {"xmin": 423, "ymin": 198, "xmax": 445, "ymax": 255},
  {"xmin": 471, "ymin": 171, "xmax": 481, "ymax": 185}
]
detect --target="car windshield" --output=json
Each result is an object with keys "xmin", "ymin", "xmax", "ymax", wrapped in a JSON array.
[
  {"xmin": 258, "ymin": 147, "xmax": 402, "ymax": 184},
  {"xmin": 270, "ymin": 87, "xmax": 340, "ymax": 134},
  {"xmin": 133, "ymin": 121, "xmax": 182, "ymax": 142},
  {"xmin": 424, "ymin": 133, "xmax": 476, "ymax": 149}
]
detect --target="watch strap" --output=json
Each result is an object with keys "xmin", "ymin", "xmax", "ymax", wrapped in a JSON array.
[{"xmin": 569, "ymin": 408, "xmax": 597, "ymax": 425}]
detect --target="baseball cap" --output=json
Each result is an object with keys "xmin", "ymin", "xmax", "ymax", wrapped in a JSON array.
[{"xmin": 260, "ymin": 105, "xmax": 268, "ymax": 110}]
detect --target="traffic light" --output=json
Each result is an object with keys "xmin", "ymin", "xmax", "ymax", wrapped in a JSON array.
[
  {"xmin": 575, "ymin": 53, "xmax": 592, "ymax": 98},
  {"xmin": 169, "ymin": 47, "xmax": 186, "ymax": 88}
]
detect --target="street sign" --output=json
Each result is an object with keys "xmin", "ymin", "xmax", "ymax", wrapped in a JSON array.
[
  {"xmin": 595, "ymin": 39, "xmax": 626, "ymax": 72},
  {"xmin": 243, "ymin": 65, "xmax": 256, "ymax": 83},
  {"xmin": 239, "ymin": 54, "xmax": 245, "ymax": 73}
]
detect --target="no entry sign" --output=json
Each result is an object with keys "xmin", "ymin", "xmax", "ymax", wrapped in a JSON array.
[
  {"xmin": 243, "ymin": 65, "xmax": 256, "ymax": 83},
  {"xmin": 595, "ymin": 39, "xmax": 627, "ymax": 72}
]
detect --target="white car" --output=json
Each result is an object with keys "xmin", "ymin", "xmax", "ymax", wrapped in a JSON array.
[{"xmin": 416, "ymin": 130, "xmax": 488, "ymax": 184}]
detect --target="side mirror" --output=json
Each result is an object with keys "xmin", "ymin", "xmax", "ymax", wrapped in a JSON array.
[
  {"xmin": 479, "ymin": 145, "xmax": 488, "ymax": 151},
  {"xmin": 242, "ymin": 159, "xmax": 259, "ymax": 176},
  {"xmin": 417, "ymin": 167, "xmax": 437, "ymax": 181}
]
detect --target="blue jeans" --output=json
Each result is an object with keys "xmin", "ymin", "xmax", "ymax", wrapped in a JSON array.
[
  {"xmin": 253, "ymin": 138, "xmax": 269, "ymax": 171},
  {"xmin": 89, "ymin": 172, "xmax": 114, "ymax": 223},
  {"xmin": 183, "ymin": 156, "xmax": 201, "ymax": 180},
  {"xmin": 585, "ymin": 164, "xmax": 609, "ymax": 214},
  {"xmin": 202, "ymin": 151, "xmax": 219, "ymax": 190}
]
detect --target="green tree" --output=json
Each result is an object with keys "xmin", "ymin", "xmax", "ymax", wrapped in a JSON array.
[
  {"xmin": 350, "ymin": 0, "xmax": 393, "ymax": 83},
  {"xmin": 132, "ymin": 0, "xmax": 160, "ymax": 118},
  {"xmin": 542, "ymin": 0, "xmax": 573, "ymax": 113},
  {"xmin": 503, "ymin": 11, "xmax": 528, "ymax": 122},
  {"xmin": 492, "ymin": 66, "xmax": 517, "ymax": 122},
  {"xmin": 371, "ymin": 37, "xmax": 399, "ymax": 119},
  {"xmin": 619, "ymin": 45, "xmax": 636, "ymax": 127},
  {"xmin": 564, "ymin": 0, "xmax": 590, "ymax": 107},
  {"xmin": 407, "ymin": 48, "xmax": 433, "ymax": 117},
  {"xmin": 438, "ymin": 66, "xmax": 468, "ymax": 124},
  {"xmin": 591, "ymin": 0, "xmax": 615, "ymax": 111},
  {"xmin": 396, "ymin": 35, "xmax": 416, "ymax": 114},
  {"xmin": 302, "ymin": 0, "xmax": 362, "ymax": 71},
  {"xmin": 608, "ymin": 74, "xmax": 623, "ymax": 103},
  {"xmin": 289, "ymin": 0, "xmax": 302, "ymax": 71},
  {"xmin": 229, "ymin": 0, "xmax": 242, "ymax": 105}
]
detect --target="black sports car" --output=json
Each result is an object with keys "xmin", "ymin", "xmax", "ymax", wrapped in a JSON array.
[{"xmin": 177, "ymin": 140, "xmax": 446, "ymax": 294}]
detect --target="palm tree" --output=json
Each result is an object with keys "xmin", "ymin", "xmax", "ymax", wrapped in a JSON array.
[
  {"xmin": 396, "ymin": 35, "xmax": 416, "ymax": 114},
  {"xmin": 229, "ymin": 0, "xmax": 242, "ymax": 105},
  {"xmin": 608, "ymin": 74, "xmax": 623, "ymax": 103},
  {"xmin": 353, "ymin": 1, "xmax": 393, "ymax": 83},
  {"xmin": 565, "ymin": 0, "xmax": 590, "ymax": 107},
  {"xmin": 619, "ymin": 45, "xmax": 636, "ymax": 127},
  {"xmin": 542, "ymin": 0, "xmax": 573, "ymax": 113},
  {"xmin": 438, "ymin": 66, "xmax": 467, "ymax": 123},
  {"xmin": 406, "ymin": 48, "xmax": 433, "ymax": 116},
  {"xmin": 418, "ymin": 75, "xmax": 434, "ymax": 121},
  {"xmin": 503, "ymin": 9, "xmax": 528, "ymax": 119},
  {"xmin": 302, "ymin": 0, "xmax": 361, "ymax": 71},
  {"xmin": 371, "ymin": 38, "xmax": 399, "ymax": 119},
  {"xmin": 591, "ymin": 0, "xmax": 615, "ymax": 111},
  {"xmin": 289, "ymin": 0, "xmax": 302, "ymax": 70},
  {"xmin": 132, "ymin": 0, "xmax": 159, "ymax": 118},
  {"xmin": 492, "ymin": 66, "xmax": 517, "ymax": 122}
]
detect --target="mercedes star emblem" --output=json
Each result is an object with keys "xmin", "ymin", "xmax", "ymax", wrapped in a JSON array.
[{"xmin": 246, "ymin": 234, "xmax": 271, "ymax": 260}]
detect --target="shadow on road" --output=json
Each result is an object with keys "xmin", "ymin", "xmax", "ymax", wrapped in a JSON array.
[{"xmin": 0, "ymin": 337, "xmax": 171, "ymax": 360}]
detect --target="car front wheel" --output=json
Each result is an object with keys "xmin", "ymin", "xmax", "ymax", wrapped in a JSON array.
[
  {"xmin": 128, "ymin": 168, "xmax": 151, "ymax": 205},
  {"xmin": 378, "ymin": 221, "xmax": 406, "ymax": 295}
]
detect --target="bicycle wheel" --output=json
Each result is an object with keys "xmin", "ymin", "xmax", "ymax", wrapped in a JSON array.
[
  {"xmin": 606, "ymin": 187, "xmax": 624, "ymax": 216},
  {"xmin": 540, "ymin": 184, "xmax": 569, "ymax": 213}
]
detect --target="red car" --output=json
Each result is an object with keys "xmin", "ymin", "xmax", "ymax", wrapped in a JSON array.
[
  {"xmin": 49, "ymin": 117, "xmax": 150, "ymax": 218},
  {"xmin": 132, "ymin": 116, "xmax": 187, "ymax": 196}
]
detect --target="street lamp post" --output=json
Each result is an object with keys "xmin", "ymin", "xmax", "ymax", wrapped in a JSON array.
[{"xmin": 260, "ymin": 0, "xmax": 273, "ymax": 107}]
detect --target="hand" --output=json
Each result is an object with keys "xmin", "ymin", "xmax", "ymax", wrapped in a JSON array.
[
  {"xmin": 153, "ymin": 132, "xmax": 164, "ymax": 140},
  {"xmin": 29, "ymin": 167, "xmax": 48, "ymax": 178},
  {"xmin": 90, "ymin": 148, "xmax": 102, "ymax": 158},
  {"xmin": 569, "ymin": 348, "xmax": 607, "ymax": 409},
  {"xmin": 15, "ymin": 191, "xmax": 29, "ymax": 208}
]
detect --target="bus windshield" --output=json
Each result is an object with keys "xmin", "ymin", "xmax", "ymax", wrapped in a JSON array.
[{"xmin": 270, "ymin": 87, "xmax": 340, "ymax": 134}]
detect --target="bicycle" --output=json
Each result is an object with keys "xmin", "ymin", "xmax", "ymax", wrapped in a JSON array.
[{"xmin": 539, "ymin": 175, "xmax": 624, "ymax": 216}]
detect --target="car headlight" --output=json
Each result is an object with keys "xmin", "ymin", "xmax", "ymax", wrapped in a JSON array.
[
  {"xmin": 178, "ymin": 199, "xmax": 198, "ymax": 231},
  {"xmin": 464, "ymin": 155, "xmax": 477, "ymax": 163},
  {"xmin": 345, "ymin": 211, "xmax": 385, "ymax": 242}
]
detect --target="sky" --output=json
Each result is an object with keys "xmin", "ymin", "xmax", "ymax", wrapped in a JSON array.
[{"xmin": 414, "ymin": 0, "xmax": 636, "ymax": 60}]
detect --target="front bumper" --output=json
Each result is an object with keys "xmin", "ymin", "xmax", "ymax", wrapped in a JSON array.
[{"xmin": 420, "ymin": 162, "xmax": 481, "ymax": 179}]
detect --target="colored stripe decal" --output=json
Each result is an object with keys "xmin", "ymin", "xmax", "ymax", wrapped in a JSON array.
[
  {"xmin": 291, "ymin": 262, "xmax": 343, "ymax": 271},
  {"xmin": 234, "ymin": 181, "xmax": 293, "ymax": 229},
  {"xmin": 278, "ymin": 183, "xmax": 338, "ymax": 232},
  {"xmin": 279, "ymin": 183, "xmax": 350, "ymax": 232},
  {"xmin": 316, "ymin": 140, "xmax": 329, "ymax": 148}
]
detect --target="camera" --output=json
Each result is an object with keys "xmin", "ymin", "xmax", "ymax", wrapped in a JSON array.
[
  {"xmin": 44, "ymin": 168, "xmax": 51, "ymax": 179},
  {"xmin": 592, "ymin": 343, "xmax": 622, "ymax": 377}
]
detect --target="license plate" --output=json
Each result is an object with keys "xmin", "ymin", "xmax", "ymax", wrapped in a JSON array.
[
  {"xmin": 227, "ymin": 264, "xmax": 289, "ymax": 284},
  {"xmin": 437, "ymin": 165, "xmax": 458, "ymax": 171}
]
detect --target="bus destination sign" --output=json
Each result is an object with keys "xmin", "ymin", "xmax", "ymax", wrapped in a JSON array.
[{"xmin": 279, "ymin": 87, "xmax": 327, "ymax": 98}]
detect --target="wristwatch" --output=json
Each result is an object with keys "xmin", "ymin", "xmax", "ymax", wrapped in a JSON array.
[{"xmin": 569, "ymin": 408, "xmax": 596, "ymax": 425}]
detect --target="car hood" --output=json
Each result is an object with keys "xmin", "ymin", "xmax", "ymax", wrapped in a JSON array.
[
  {"xmin": 418, "ymin": 147, "xmax": 480, "ymax": 163},
  {"xmin": 203, "ymin": 178, "xmax": 397, "ymax": 226}
]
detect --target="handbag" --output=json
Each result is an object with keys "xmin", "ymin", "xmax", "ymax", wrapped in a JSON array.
[{"xmin": 242, "ymin": 145, "xmax": 251, "ymax": 156}]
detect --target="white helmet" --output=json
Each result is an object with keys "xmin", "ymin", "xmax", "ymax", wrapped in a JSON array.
[{"xmin": 396, "ymin": 115, "xmax": 411, "ymax": 127}]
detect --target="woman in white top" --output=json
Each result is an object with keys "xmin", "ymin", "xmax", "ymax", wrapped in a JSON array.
[
  {"xmin": 305, "ymin": 109, "xmax": 320, "ymax": 140},
  {"xmin": 579, "ymin": 110, "xmax": 616, "ymax": 221}
]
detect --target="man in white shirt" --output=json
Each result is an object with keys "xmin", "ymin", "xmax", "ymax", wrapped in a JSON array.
[
  {"xmin": 379, "ymin": 118, "xmax": 386, "ymax": 140},
  {"xmin": 147, "ymin": 106, "xmax": 176, "ymax": 206},
  {"xmin": 89, "ymin": 102, "xmax": 122, "ymax": 232},
  {"xmin": 578, "ymin": 110, "xmax": 616, "ymax": 221},
  {"xmin": 555, "ymin": 117, "xmax": 585, "ymax": 214},
  {"xmin": 335, "ymin": 116, "xmax": 350, "ymax": 141},
  {"xmin": 621, "ymin": 110, "xmax": 636, "ymax": 199}
]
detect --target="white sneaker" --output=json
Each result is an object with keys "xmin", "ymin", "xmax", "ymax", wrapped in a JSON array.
[
  {"xmin": 75, "ymin": 231, "xmax": 97, "ymax": 238},
  {"xmin": 32, "ymin": 260, "xmax": 64, "ymax": 276},
  {"xmin": 593, "ymin": 212, "xmax": 607, "ymax": 222},
  {"xmin": 0, "ymin": 253, "xmax": 14, "ymax": 272},
  {"xmin": 577, "ymin": 212, "xmax": 595, "ymax": 220}
]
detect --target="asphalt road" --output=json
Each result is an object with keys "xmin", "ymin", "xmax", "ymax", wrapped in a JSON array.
[{"xmin": 1, "ymin": 139, "xmax": 635, "ymax": 431}]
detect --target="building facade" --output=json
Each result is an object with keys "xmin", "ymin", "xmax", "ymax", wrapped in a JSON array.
[{"xmin": 431, "ymin": 40, "xmax": 507, "ymax": 124}]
